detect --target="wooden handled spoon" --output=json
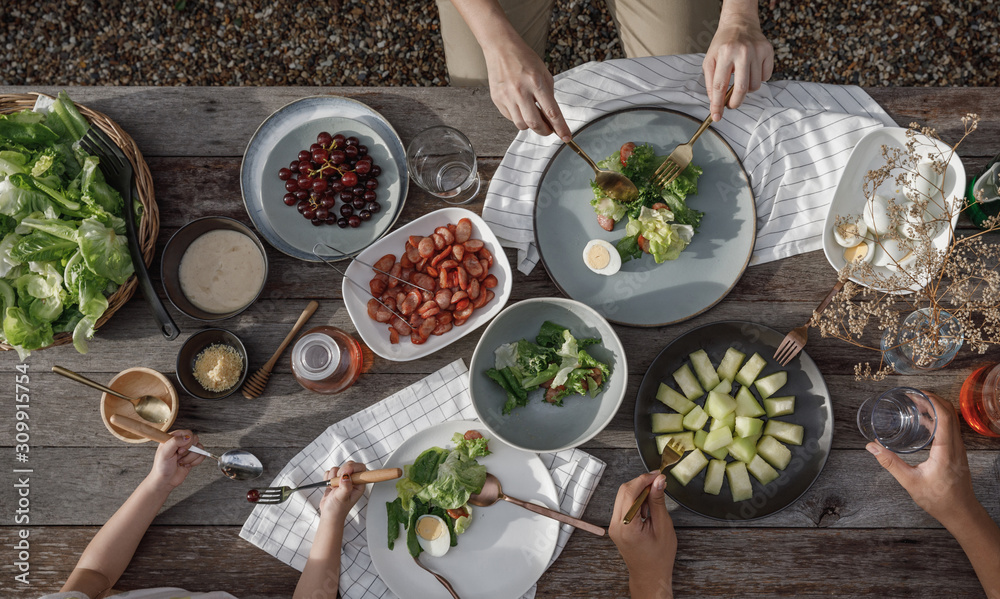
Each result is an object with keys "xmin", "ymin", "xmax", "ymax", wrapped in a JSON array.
[{"xmin": 53, "ymin": 365, "xmax": 172, "ymax": 424}]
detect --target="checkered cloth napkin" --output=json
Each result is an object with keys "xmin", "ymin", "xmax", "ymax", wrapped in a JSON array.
[
  {"xmin": 239, "ymin": 359, "xmax": 606, "ymax": 599},
  {"xmin": 481, "ymin": 53, "xmax": 896, "ymax": 273}
]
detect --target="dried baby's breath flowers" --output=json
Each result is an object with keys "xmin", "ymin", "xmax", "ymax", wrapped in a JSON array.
[{"xmin": 813, "ymin": 115, "xmax": 1000, "ymax": 380}]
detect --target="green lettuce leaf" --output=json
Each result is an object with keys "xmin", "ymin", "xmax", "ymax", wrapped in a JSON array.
[{"xmin": 78, "ymin": 218, "xmax": 133, "ymax": 285}]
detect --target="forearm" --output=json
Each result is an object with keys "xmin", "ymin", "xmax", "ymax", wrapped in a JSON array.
[
  {"xmin": 629, "ymin": 571, "xmax": 673, "ymax": 599},
  {"xmin": 720, "ymin": 0, "xmax": 761, "ymax": 25},
  {"xmin": 448, "ymin": 0, "xmax": 524, "ymax": 54},
  {"xmin": 945, "ymin": 503, "xmax": 1000, "ymax": 599},
  {"xmin": 293, "ymin": 510, "xmax": 347, "ymax": 599},
  {"xmin": 67, "ymin": 476, "xmax": 172, "ymax": 592}
]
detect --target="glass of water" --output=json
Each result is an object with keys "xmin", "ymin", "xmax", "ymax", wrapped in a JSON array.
[
  {"xmin": 857, "ymin": 387, "xmax": 937, "ymax": 453},
  {"xmin": 406, "ymin": 126, "xmax": 481, "ymax": 204}
]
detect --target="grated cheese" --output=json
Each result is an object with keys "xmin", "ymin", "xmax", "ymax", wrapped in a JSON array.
[{"xmin": 193, "ymin": 343, "xmax": 243, "ymax": 392}]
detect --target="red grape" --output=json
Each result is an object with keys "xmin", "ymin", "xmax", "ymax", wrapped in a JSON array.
[
  {"xmin": 283, "ymin": 193, "xmax": 297, "ymax": 206},
  {"xmin": 247, "ymin": 489, "xmax": 260, "ymax": 503},
  {"xmin": 312, "ymin": 148, "xmax": 329, "ymax": 163},
  {"xmin": 317, "ymin": 131, "xmax": 333, "ymax": 146},
  {"xmin": 297, "ymin": 177, "xmax": 313, "ymax": 190},
  {"xmin": 298, "ymin": 150, "xmax": 312, "ymax": 162},
  {"xmin": 330, "ymin": 150, "xmax": 346, "ymax": 165},
  {"xmin": 366, "ymin": 201, "xmax": 381, "ymax": 213},
  {"xmin": 348, "ymin": 215, "xmax": 361, "ymax": 227},
  {"xmin": 294, "ymin": 190, "xmax": 308, "ymax": 201},
  {"xmin": 337, "ymin": 217, "xmax": 349, "ymax": 228},
  {"xmin": 332, "ymin": 133, "xmax": 346, "ymax": 146},
  {"xmin": 365, "ymin": 178, "xmax": 378, "ymax": 190},
  {"xmin": 278, "ymin": 167, "xmax": 292, "ymax": 180},
  {"xmin": 340, "ymin": 204, "xmax": 354, "ymax": 217},
  {"xmin": 346, "ymin": 136, "xmax": 359, "ymax": 147},
  {"xmin": 312, "ymin": 179, "xmax": 328, "ymax": 193},
  {"xmin": 357, "ymin": 145, "xmax": 368, "ymax": 156},
  {"xmin": 309, "ymin": 143, "xmax": 322, "ymax": 153},
  {"xmin": 370, "ymin": 165, "xmax": 382, "ymax": 177},
  {"xmin": 316, "ymin": 207, "xmax": 329, "ymax": 220},
  {"xmin": 363, "ymin": 190, "xmax": 377, "ymax": 202},
  {"xmin": 284, "ymin": 180, "xmax": 299, "ymax": 193},
  {"xmin": 354, "ymin": 161, "xmax": 371, "ymax": 175},
  {"xmin": 360, "ymin": 209, "xmax": 372, "ymax": 221},
  {"xmin": 341, "ymin": 171, "xmax": 358, "ymax": 187},
  {"xmin": 344, "ymin": 145, "xmax": 359, "ymax": 158}
]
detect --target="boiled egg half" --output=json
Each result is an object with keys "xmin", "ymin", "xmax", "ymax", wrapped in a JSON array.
[
  {"xmin": 833, "ymin": 218, "xmax": 868, "ymax": 248},
  {"xmin": 415, "ymin": 514, "xmax": 451, "ymax": 557},
  {"xmin": 862, "ymin": 194, "xmax": 893, "ymax": 236},
  {"xmin": 582, "ymin": 239, "xmax": 621, "ymax": 276}
]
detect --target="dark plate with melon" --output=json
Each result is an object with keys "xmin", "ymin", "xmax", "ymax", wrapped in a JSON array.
[{"xmin": 633, "ymin": 320, "xmax": 834, "ymax": 521}]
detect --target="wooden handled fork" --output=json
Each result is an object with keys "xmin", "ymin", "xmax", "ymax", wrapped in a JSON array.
[
  {"xmin": 248, "ymin": 468, "xmax": 403, "ymax": 504},
  {"xmin": 773, "ymin": 280, "xmax": 845, "ymax": 366}
]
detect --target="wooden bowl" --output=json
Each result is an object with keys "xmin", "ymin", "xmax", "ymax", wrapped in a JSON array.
[{"xmin": 100, "ymin": 368, "xmax": 179, "ymax": 443}]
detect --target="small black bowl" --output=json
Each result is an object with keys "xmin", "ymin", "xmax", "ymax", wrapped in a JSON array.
[
  {"xmin": 161, "ymin": 216, "xmax": 269, "ymax": 321},
  {"xmin": 176, "ymin": 328, "xmax": 249, "ymax": 400}
]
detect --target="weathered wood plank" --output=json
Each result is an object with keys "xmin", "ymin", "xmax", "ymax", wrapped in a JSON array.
[
  {"xmin": 2, "ymin": 447, "xmax": 996, "ymax": 530},
  {"xmin": 1, "ymin": 87, "xmax": 997, "ymax": 158},
  {"xmin": 0, "ymin": 527, "xmax": 985, "ymax": 599}
]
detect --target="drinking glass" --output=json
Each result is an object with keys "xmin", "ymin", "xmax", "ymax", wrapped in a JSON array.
[
  {"xmin": 406, "ymin": 126, "xmax": 481, "ymax": 204},
  {"xmin": 857, "ymin": 387, "xmax": 937, "ymax": 453}
]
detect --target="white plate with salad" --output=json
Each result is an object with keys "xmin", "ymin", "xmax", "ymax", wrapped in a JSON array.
[
  {"xmin": 366, "ymin": 420, "xmax": 559, "ymax": 599},
  {"xmin": 533, "ymin": 107, "xmax": 756, "ymax": 327}
]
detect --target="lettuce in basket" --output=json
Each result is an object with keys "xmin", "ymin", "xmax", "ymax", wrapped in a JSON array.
[{"xmin": 0, "ymin": 91, "xmax": 134, "ymax": 358}]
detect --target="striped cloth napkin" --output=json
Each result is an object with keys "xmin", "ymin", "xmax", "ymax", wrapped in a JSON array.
[
  {"xmin": 239, "ymin": 359, "xmax": 606, "ymax": 599},
  {"xmin": 482, "ymin": 54, "xmax": 896, "ymax": 273}
]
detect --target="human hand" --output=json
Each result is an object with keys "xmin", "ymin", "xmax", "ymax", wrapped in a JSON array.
[
  {"xmin": 482, "ymin": 35, "xmax": 572, "ymax": 141},
  {"xmin": 148, "ymin": 430, "xmax": 205, "ymax": 491},
  {"xmin": 609, "ymin": 472, "xmax": 676, "ymax": 599},
  {"xmin": 867, "ymin": 391, "xmax": 979, "ymax": 528},
  {"xmin": 703, "ymin": 0, "xmax": 774, "ymax": 121},
  {"xmin": 319, "ymin": 461, "xmax": 367, "ymax": 522}
]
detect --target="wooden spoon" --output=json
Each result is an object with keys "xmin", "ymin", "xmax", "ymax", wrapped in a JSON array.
[{"xmin": 241, "ymin": 300, "xmax": 319, "ymax": 398}]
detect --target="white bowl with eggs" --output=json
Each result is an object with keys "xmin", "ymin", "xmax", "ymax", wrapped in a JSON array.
[{"xmin": 822, "ymin": 127, "xmax": 965, "ymax": 293}]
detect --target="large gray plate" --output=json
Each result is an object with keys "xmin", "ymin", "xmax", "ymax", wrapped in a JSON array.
[
  {"xmin": 634, "ymin": 321, "xmax": 834, "ymax": 520},
  {"xmin": 534, "ymin": 107, "xmax": 755, "ymax": 327},
  {"xmin": 240, "ymin": 96, "xmax": 408, "ymax": 261}
]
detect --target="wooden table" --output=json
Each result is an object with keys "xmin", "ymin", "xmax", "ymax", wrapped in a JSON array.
[{"xmin": 1, "ymin": 86, "xmax": 998, "ymax": 599}]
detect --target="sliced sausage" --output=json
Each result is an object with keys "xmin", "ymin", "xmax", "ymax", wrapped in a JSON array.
[
  {"xmin": 456, "ymin": 218, "xmax": 473, "ymax": 243},
  {"xmin": 408, "ymin": 235, "xmax": 424, "ymax": 249},
  {"xmin": 432, "ymin": 233, "xmax": 446, "ymax": 251},
  {"xmin": 370, "ymin": 278, "xmax": 387, "ymax": 297},
  {"xmin": 406, "ymin": 243, "xmax": 421, "ymax": 264},
  {"xmin": 463, "ymin": 255, "xmax": 484, "ymax": 278},
  {"xmin": 479, "ymin": 259, "xmax": 489, "ymax": 279},
  {"xmin": 375, "ymin": 303, "xmax": 392, "ymax": 323},
  {"xmin": 435, "ymin": 289, "xmax": 452, "ymax": 309},
  {"xmin": 366, "ymin": 299, "xmax": 380, "ymax": 320},
  {"xmin": 439, "ymin": 259, "xmax": 458, "ymax": 271},
  {"xmin": 418, "ymin": 237, "xmax": 436, "ymax": 258},
  {"xmin": 455, "ymin": 299, "xmax": 470, "ymax": 311},
  {"xmin": 457, "ymin": 266, "xmax": 469, "ymax": 290},
  {"xmin": 426, "ymin": 265, "xmax": 438, "ymax": 278},
  {"xmin": 418, "ymin": 316, "xmax": 437, "ymax": 339},
  {"xmin": 472, "ymin": 288, "xmax": 489, "ymax": 308},
  {"xmin": 373, "ymin": 254, "xmax": 396, "ymax": 273},
  {"xmin": 468, "ymin": 277, "xmax": 480, "ymax": 300},
  {"xmin": 399, "ymin": 290, "xmax": 421, "ymax": 315},
  {"xmin": 439, "ymin": 268, "xmax": 450, "ymax": 289},
  {"xmin": 431, "ymin": 248, "xmax": 451, "ymax": 267},
  {"xmin": 452, "ymin": 244, "xmax": 465, "ymax": 261},
  {"xmin": 435, "ymin": 226, "xmax": 455, "ymax": 245},
  {"xmin": 483, "ymin": 274, "xmax": 498, "ymax": 288},
  {"xmin": 437, "ymin": 311, "xmax": 453, "ymax": 325},
  {"xmin": 454, "ymin": 317, "xmax": 468, "ymax": 327},
  {"xmin": 387, "ymin": 263, "xmax": 403, "ymax": 288},
  {"xmin": 388, "ymin": 327, "xmax": 399, "ymax": 344},
  {"xmin": 597, "ymin": 215, "xmax": 614, "ymax": 231},
  {"xmin": 391, "ymin": 317, "xmax": 412, "ymax": 336},
  {"xmin": 450, "ymin": 290, "xmax": 468, "ymax": 305},
  {"xmin": 410, "ymin": 331, "xmax": 427, "ymax": 345},
  {"xmin": 433, "ymin": 320, "xmax": 453, "ymax": 336},
  {"xmin": 454, "ymin": 304, "xmax": 474, "ymax": 320},
  {"xmin": 411, "ymin": 273, "xmax": 436, "ymax": 291},
  {"xmin": 400, "ymin": 251, "xmax": 413, "ymax": 269},
  {"xmin": 463, "ymin": 239, "xmax": 484, "ymax": 252},
  {"xmin": 478, "ymin": 247, "xmax": 493, "ymax": 267}
]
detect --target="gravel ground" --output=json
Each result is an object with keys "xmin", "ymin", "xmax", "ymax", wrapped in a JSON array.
[{"xmin": 1, "ymin": 0, "xmax": 997, "ymax": 87}]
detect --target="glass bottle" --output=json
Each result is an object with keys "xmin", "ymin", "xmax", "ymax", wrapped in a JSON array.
[
  {"xmin": 959, "ymin": 363, "xmax": 1000, "ymax": 437},
  {"xmin": 964, "ymin": 151, "xmax": 1000, "ymax": 228},
  {"xmin": 290, "ymin": 326, "xmax": 362, "ymax": 394}
]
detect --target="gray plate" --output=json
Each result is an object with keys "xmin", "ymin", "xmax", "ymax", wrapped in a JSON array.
[
  {"xmin": 534, "ymin": 107, "xmax": 755, "ymax": 327},
  {"xmin": 633, "ymin": 321, "xmax": 834, "ymax": 521},
  {"xmin": 469, "ymin": 298, "xmax": 628, "ymax": 453},
  {"xmin": 240, "ymin": 96, "xmax": 408, "ymax": 261}
]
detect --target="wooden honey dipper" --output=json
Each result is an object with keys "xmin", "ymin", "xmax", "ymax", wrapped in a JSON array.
[{"xmin": 241, "ymin": 300, "xmax": 319, "ymax": 399}]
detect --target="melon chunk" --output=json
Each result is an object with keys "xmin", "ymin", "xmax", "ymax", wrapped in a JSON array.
[
  {"xmin": 726, "ymin": 461, "xmax": 753, "ymax": 501},
  {"xmin": 703, "ymin": 426, "xmax": 733, "ymax": 452},
  {"xmin": 673, "ymin": 364, "xmax": 704, "ymax": 400},
  {"xmin": 671, "ymin": 449, "xmax": 709, "ymax": 486},
  {"xmin": 734, "ymin": 352, "xmax": 766, "ymax": 386},
  {"xmin": 716, "ymin": 347, "xmax": 746, "ymax": 382},
  {"xmin": 652, "ymin": 413, "xmax": 685, "ymax": 433},
  {"xmin": 657, "ymin": 432, "xmax": 695, "ymax": 454},
  {"xmin": 689, "ymin": 349, "xmax": 720, "ymax": 390},
  {"xmin": 757, "ymin": 435, "xmax": 792, "ymax": 470},
  {"xmin": 705, "ymin": 390, "xmax": 737, "ymax": 420},
  {"xmin": 735, "ymin": 416, "xmax": 764, "ymax": 439},
  {"xmin": 764, "ymin": 395, "xmax": 795, "ymax": 417},
  {"xmin": 709, "ymin": 412, "xmax": 736, "ymax": 432},
  {"xmin": 754, "ymin": 371, "xmax": 787, "ymax": 400},
  {"xmin": 704, "ymin": 459, "xmax": 726, "ymax": 495},
  {"xmin": 695, "ymin": 430, "xmax": 729, "ymax": 459},
  {"xmin": 712, "ymin": 378, "xmax": 733, "ymax": 394},
  {"xmin": 735, "ymin": 385, "xmax": 766, "ymax": 417},
  {"xmin": 682, "ymin": 405, "xmax": 709, "ymax": 431},
  {"xmin": 763, "ymin": 419, "xmax": 804, "ymax": 445},
  {"xmin": 727, "ymin": 436, "xmax": 758, "ymax": 463},
  {"xmin": 656, "ymin": 383, "xmax": 696, "ymax": 415},
  {"xmin": 747, "ymin": 454, "xmax": 779, "ymax": 485}
]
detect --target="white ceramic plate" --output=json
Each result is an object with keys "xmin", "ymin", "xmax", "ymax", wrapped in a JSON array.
[
  {"xmin": 469, "ymin": 298, "xmax": 627, "ymax": 453},
  {"xmin": 343, "ymin": 207, "xmax": 513, "ymax": 361},
  {"xmin": 240, "ymin": 96, "xmax": 408, "ymax": 261},
  {"xmin": 822, "ymin": 127, "xmax": 966, "ymax": 292},
  {"xmin": 366, "ymin": 420, "xmax": 559, "ymax": 599}
]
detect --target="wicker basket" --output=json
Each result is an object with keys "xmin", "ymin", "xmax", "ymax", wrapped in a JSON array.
[{"xmin": 0, "ymin": 93, "xmax": 159, "ymax": 351}]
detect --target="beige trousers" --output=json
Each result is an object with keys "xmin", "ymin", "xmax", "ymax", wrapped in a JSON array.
[{"xmin": 437, "ymin": 0, "xmax": 723, "ymax": 86}]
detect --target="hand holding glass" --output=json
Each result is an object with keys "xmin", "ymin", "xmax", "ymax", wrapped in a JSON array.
[{"xmin": 857, "ymin": 387, "xmax": 937, "ymax": 453}]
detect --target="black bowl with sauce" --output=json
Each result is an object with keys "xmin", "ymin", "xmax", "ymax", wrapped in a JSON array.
[
  {"xmin": 176, "ymin": 328, "xmax": 249, "ymax": 400},
  {"xmin": 161, "ymin": 216, "xmax": 269, "ymax": 321}
]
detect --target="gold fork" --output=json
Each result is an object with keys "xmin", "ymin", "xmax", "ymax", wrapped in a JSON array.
[
  {"xmin": 652, "ymin": 85, "xmax": 735, "ymax": 189},
  {"xmin": 773, "ymin": 280, "xmax": 845, "ymax": 366},
  {"xmin": 622, "ymin": 437, "xmax": 686, "ymax": 525}
]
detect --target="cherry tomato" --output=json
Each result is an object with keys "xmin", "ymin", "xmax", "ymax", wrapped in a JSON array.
[
  {"xmin": 619, "ymin": 142, "xmax": 636, "ymax": 167},
  {"xmin": 447, "ymin": 507, "xmax": 468, "ymax": 520},
  {"xmin": 464, "ymin": 430, "xmax": 483, "ymax": 441},
  {"xmin": 637, "ymin": 234, "xmax": 650, "ymax": 254}
]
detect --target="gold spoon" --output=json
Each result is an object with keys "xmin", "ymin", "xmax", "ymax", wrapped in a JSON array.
[
  {"xmin": 52, "ymin": 365, "xmax": 172, "ymax": 424},
  {"xmin": 468, "ymin": 473, "xmax": 606, "ymax": 536}
]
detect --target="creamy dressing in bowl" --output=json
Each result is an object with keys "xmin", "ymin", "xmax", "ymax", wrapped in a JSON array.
[{"xmin": 178, "ymin": 229, "xmax": 266, "ymax": 314}]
